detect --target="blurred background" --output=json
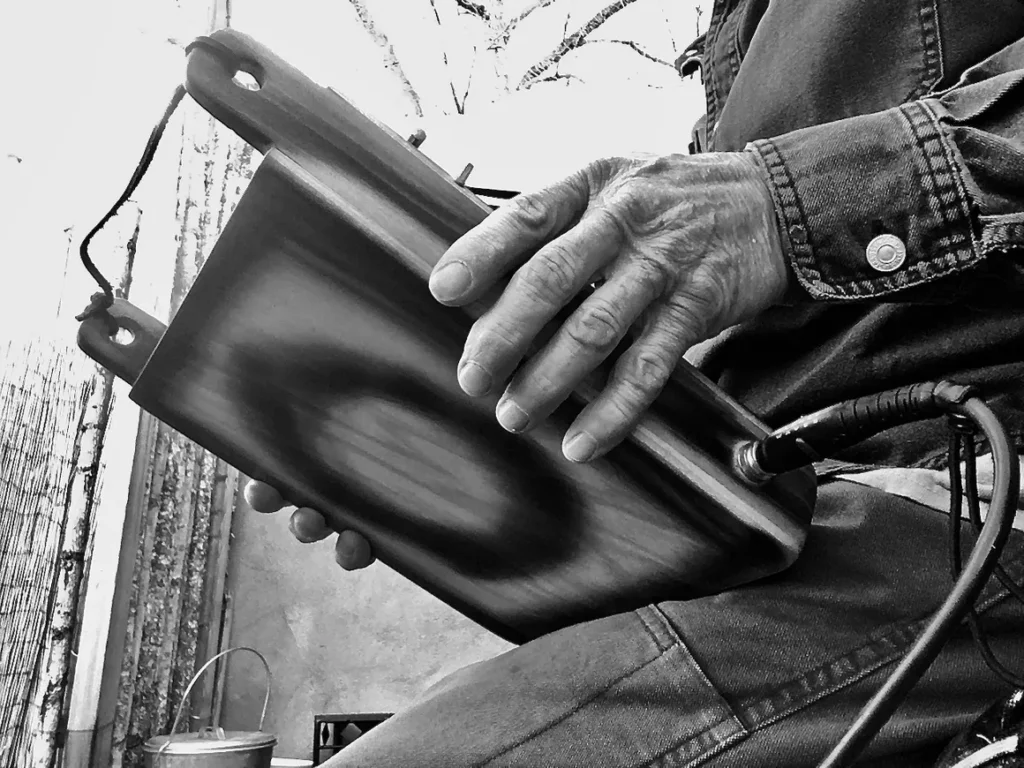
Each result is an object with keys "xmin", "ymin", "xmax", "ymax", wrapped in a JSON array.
[{"xmin": 0, "ymin": 0, "xmax": 705, "ymax": 764}]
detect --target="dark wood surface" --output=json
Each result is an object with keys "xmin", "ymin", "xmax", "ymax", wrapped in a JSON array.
[{"xmin": 78, "ymin": 29, "xmax": 816, "ymax": 644}]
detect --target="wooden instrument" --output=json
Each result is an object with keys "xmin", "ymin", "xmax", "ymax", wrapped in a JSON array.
[{"xmin": 78, "ymin": 30, "xmax": 816, "ymax": 644}]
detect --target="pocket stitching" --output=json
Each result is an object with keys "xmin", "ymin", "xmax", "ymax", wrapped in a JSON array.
[{"xmin": 906, "ymin": 0, "xmax": 945, "ymax": 101}]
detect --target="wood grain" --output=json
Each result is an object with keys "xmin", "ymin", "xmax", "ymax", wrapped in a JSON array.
[{"xmin": 79, "ymin": 29, "xmax": 817, "ymax": 645}]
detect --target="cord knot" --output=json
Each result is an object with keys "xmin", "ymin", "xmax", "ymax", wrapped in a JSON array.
[
  {"xmin": 76, "ymin": 291, "xmax": 119, "ymax": 337},
  {"xmin": 75, "ymin": 290, "xmax": 113, "ymax": 321}
]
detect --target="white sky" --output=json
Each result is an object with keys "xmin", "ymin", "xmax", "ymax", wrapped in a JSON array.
[{"xmin": 0, "ymin": 0, "xmax": 706, "ymax": 339}]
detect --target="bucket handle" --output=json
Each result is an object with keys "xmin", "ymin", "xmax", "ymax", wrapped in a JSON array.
[{"xmin": 162, "ymin": 646, "xmax": 273, "ymax": 754}]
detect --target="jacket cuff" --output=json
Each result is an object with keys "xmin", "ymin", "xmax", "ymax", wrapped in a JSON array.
[{"xmin": 747, "ymin": 100, "xmax": 982, "ymax": 300}]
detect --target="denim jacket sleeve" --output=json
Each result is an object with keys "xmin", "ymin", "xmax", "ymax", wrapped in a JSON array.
[{"xmin": 747, "ymin": 36, "xmax": 1024, "ymax": 303}]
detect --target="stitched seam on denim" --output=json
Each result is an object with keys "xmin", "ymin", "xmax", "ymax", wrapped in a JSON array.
[
  {"xmin": 704, "ymin": 0, "xmax": 736, "ymax": 140},
  {"xmin": 820, "ymin": 102, "xmax": 978, "ymax": 295},
  {"xmin": 475, "ymin": 644, "xmax": 674, "ymax": 768},
  {"xmin": 981, "ymin": 217, "xmax": 1024, "ymax": 254},
  {"xmin": 753, "ymin": 102, "xmax": 984, "ymax": 299},
  {"xmin": 655, "ymin": 721, "xmax": 748, "ymax": 768},
  {"xmin": 747, "ymin": 136, "xmax": 940, "ymax": 300},
  {"xmin": 739, "ymin": 621, "xmax": 925, "ymax": 733},
  {"xmin": 913, "ymin": 101, "xmax": 966, "ymax": 240},
  {"xmin": 725, "ymin": 9, "xmax": 743, "ymax": 93},
  {"xmin": 908, "ymin": 101, "xmax": 978, "ymax": 258},
  {"xmin": 649, "ymin": 562, "xmax": 1024, "ymax": 768},
  {"xmin": 631, "ymin": 607, "xmax": 750, "ymax": 768},
  {"xmin": 638, "ymin": 605, "xmax": 683, "ymax": 654},
  {"xmin": 749, "ymin": 138, "xmax": 821, "ymax": 294},
  {"xmin": 703, "ymin": 2, "xmax": 724, "ymax": 134},
  {"xmin": 936, "ymin": 69, "xmax": 1024, "ymax": 124},
  {"xmin": 647, "ymin": 605, "xmax": 744, "ymax": 724},
  {"xmin": 905, "ymin": 0, "xmax": 944, "ymax": 101},
  {"xmin": 983, "ymin": 233, "xmax": 1024, "ymax": 254},
  {"xmin": 677, "ymin": 730, "xmax": 748, "ymax": 768},
  {"xmin": 732, "ymin": 544, "xmax": 1024, "ymax": 735},
  {"xmin": 637, "ymin": 540, "xmax": 1024, "ymax": 768},
  {"xmin": 636, "ymin": 545, "xmax": 1024, "ymax": 768}
]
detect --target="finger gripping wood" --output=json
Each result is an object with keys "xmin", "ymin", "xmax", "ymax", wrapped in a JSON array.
[{"xmin": 77, "ymin": 30, "xmax": 817, "ymax": 644}]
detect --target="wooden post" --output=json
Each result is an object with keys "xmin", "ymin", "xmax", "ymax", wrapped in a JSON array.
[
  {"xmin": 29, "ymin": 363, "xmax": 115, "ymax": 768},
  {"xmin": 0, "ymin": 340, "xmax": 94, "ymax": 765},
  {"xmin": 100, "ymin": 42, "xmax": 256, "ymax": 768}
]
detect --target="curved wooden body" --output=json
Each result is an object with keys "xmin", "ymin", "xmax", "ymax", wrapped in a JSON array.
[{"xmin": 78, "ymin": 30, "xmax": 816, "ymax": 644}]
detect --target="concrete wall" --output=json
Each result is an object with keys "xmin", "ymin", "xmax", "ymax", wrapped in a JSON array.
[
  {"xmin": 205, "ymin": 1, "xmax": 706, "ymax": 759},
  {"xmin": 220, "ymin": 500, "xmax": 512, "ymax": 759}
]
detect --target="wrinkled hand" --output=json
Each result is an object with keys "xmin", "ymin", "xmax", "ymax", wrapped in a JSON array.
[
  {"xmin": 243, "ymin": 480, "xmax": 375, "ymax": 570},
  {"xmin": 244, "ymin": 151, "xmax": 788, "ymax": 564},
  {"xmin": 429, "ymin": 151, "xmax": 790, "ymax": 462}
]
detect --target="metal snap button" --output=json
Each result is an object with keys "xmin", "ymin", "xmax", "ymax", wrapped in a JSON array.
[{"xmin": 866, "ymin": 234, "xmax": 906, "ymax": 272}]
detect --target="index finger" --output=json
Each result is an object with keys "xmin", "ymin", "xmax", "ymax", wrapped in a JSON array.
[{"xmin": 429, "ymin": 170, "xmax": 592, "ymax": 306}]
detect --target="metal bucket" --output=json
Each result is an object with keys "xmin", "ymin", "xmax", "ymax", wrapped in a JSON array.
[{"xmin": 144, "ymin": 647, "xmax": 276, "ymax": 767}]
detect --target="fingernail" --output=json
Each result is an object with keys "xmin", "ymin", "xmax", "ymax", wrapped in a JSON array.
[
  {"xmin": 496, "ymin": 399, "xmax": 529, "ymax": 433},
  {"xmin": 429, "ymin": 261, "xmax": 472, "ymax": 302},
  {"xmin": 458, "ymin": 361, "xmax": 491, "ymax": 396},
  {"xmin": 563, "ymin": 432, "xmax": 597, "ymax": 463}
]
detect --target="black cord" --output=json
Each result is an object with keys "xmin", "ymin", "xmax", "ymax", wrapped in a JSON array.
[
  {"xmin": 949, "ymin": 430, "xmax": 964, "ymax": 579},
  {"xmin": 75, "ymin": 83, "xmax": 187, "ymax": 324},
  {"xmin": 957, "ymin": 434, "xmax": 1024, "ymax": 688},
  {"xmin": 943, "ymin": 433, "xmax": 1024, "ymax": 686},
  {"xmin": 965, "ymin": 443, "xmax": 1024, "ymax": 607},
  {"xmin": 815, "ymin": 394, "xmax": 1020, "ymax": 768},
  {"xmin": 76, "ymin": 36, "xmax": 249, "ymax": 324},
  {"xmin": 749, "ymin": 381, "xmax": 976, "ymax": 476}
]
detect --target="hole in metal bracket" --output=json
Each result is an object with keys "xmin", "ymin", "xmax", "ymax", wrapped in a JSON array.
[
  {"xmin": 232, "ymin": 68, "xmax": 262, "ymax": 91},
  {"xmin": 112, "ymin": 327, "xmax": 136, "ymax": 346}
]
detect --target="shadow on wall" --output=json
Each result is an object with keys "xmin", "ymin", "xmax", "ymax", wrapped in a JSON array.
[{"xmin": 219, "ymin": 498, "xmax": 513, "ymax": 760}]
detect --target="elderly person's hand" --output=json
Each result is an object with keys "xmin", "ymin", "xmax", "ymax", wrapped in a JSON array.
[
  {"xmin": 430, "ymin": 152, "xmax": 789, "ymax": 463},
  {"xmin": 245, "ymin": 151, "xmax": 788, "ymax": 562}
]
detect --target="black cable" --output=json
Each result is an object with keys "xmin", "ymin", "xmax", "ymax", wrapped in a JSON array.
[
  {"xmin": 76, "ymin": 83, "xmax": 187, "ymax": 324},
  {"xmin": 941, "ymin": 429, "xmax": 1024, "ymax": 688},
  {"xmin": 966, "ymin": 447, "xmax": 1024, "ymax": 607},
  {"xmin": 965, "ymin": 611, "xmax": 1024, "ymax": 689},
  {"xmin": 816, "ymin": 395, "xmax": 1020, "ymax": 768},
  {"xmin": 76, "ymin": 37, "xmax": 246, "ymax": 324},
  {"xmin": 949, "ymin": 430, "xmax": 964, "ymax": 579},
  {"xmin": 747, "ymin": 381, "xmax": 976, "ymax": 477},
  {"xmin": 959, "ymin": 435, "xmax": 1024, "ymax": 688}
]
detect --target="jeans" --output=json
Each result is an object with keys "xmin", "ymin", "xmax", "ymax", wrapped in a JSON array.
[{"xmin": 323, "ymin": 477, "xmax": 1024, "ymax": 767}]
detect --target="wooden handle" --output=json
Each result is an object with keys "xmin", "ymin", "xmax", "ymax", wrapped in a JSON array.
[
  {"xmin": 77, "ymin": 299, "xmax": 167, "ymax": 385},
  {"xmin": 184, "ymin": 29, "xmax": 490, "ymax": 246}
]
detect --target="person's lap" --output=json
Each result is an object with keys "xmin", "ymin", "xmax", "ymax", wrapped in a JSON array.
[{"xmin": 325, "ymin": 479, "xmax": 1024, "ymax": 768}]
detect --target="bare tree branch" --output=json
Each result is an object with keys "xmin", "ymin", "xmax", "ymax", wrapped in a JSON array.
[
  {"xmin": 428, "ymin": 0, "xmax": 470, "ymax": 114},
  {"xmin": 453, "ymin": 0, "xmax": 490, "ymax": 21},
  {"xmin": 461, "ymin": 45, "xmax": 479, "ymax": 107},
  {"xmin": 487, "ymin": 0, "xmax": 561, "ymax": 54},
  {"xmin": 518, "ymin": 0, "xmax": 643, "ymax": 89},
  {"xmin": 347, "ymin": 0, "xmax": 424, "ymax": 117},
  {"xmin": 554, "ymin": 10, "xmax": 571, "ymax": 77},
  {"xmin": 581, "ymin": 38, "xmax": 675, "ymax": 68},
  {"xmin": 535, "ymin": 72, "xmax": 585, "ymax": 86},
  {"xmin": 661, "ymin": 0, "xmax": 678, "ymax": 54},
  {"xmin": 511, "ymin": 0, "xmax": 560, "ymax": 26}
]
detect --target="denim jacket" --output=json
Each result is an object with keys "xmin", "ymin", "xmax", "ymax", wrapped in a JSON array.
[{"xmin": 691, "ymin": 0, "xmax": 1024, "ymax": 469}]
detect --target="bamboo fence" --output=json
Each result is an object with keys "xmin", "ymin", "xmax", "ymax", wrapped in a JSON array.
[
  {"xmin": 104, "ymin": 99, "xmax": 253, "ymax": 768},
  {"xmin": 0, "ymin": 339, "xmax": 98, "ymax": 765},
  {"xmin": 2, "ymin": 10, "xmax": 251, "ymax": 767}
]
